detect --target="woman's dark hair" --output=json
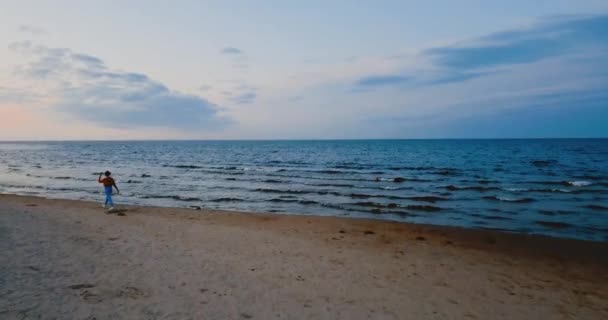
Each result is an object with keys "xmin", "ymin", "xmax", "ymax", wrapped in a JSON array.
[{"xmin": 104, "ymin": 171, "xmax": 111, "ymax": 176}]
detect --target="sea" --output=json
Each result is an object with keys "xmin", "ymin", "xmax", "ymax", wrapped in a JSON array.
[{"xmin": 1, "ymin": 139, "xmax": 607, "ymax": 242}]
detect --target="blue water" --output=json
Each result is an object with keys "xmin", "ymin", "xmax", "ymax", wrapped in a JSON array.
[{"xmin": 1, "ymin": 140, "xmax": 607, "ymax": 241}]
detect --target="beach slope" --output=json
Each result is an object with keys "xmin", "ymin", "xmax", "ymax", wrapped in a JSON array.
[{"xmin": 1, "ymin": 194, "xmax": 606, "ymax": 319}]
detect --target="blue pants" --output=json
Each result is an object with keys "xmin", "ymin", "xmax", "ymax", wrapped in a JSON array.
[{"xmin": 104, "ymin": 186, "xmax": 114, "ymax": 206}]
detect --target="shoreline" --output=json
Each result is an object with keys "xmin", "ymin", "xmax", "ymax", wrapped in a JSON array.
[{"xmin": 1, "ymin": 194, "xmax": 607, "ymax": 319}]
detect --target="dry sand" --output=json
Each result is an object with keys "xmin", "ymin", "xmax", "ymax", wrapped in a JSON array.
[{"xmin": 1, "ymin": 194, "xmax": 607, "ymax": 319}]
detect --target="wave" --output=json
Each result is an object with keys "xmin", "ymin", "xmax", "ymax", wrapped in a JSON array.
[
  {"xmin": 140, "ymin": 195, "xmax": 201, "ymax": 202},
  {"xmin": 432, "ymin": 170, "xmax": 460, "ymax": 176},
  {"xmin": 209, "ymin": 197, "xmax": 245, "ymax": 202},
  {"xmin": 388, "ymin": 166, "xmax": 436, "ymax": 171},
  {"xmin": 573, "ymin": 174, "xmax": 608, "ymax": 181},
  {"xmin": 198, "ymin": 169, "xmax": 244, "ymax": 176},
  {"xmin": 527, "ymin": 180, "xmax": 595, "ymax": 187},
  {"xmin": 531, "ymin": 160, "xmax": 558, "ymax": 167},
  {"xmin": 163, "ymin": 164, "xmax": 204, "ymax": 169},
  {"xmin": 567, "ymin": 180, "xmax": 592, "ymax": 187},
  {"xmin": 535, "ymin": 220, "xmax": 572, "ymax": 229},
  {"xmin": 347, "ymin": 202, "xmax": 443, "ymax": 212},
  {"xmin": 444, "ymin": 185, "xmax": 499, "ymax": 192},
  {"xmin": 538, "ymin": 210, "xmax": 575, "ymax": 216},
  {"xmin": 267, "ymin": 198, "xmax": 319, "ymax": 205},
  {"xmin": 405, "ymin": 205, "xmax": 443, "ymax": 212},
  {"xmin": 407, "ymin": 196, "xmax": 448, "ymax": 203},
  {"xmin": 483, "ymin": 196, "xmax": 535, "ymax": 203},
  {"xmin": 255, "ymin": 188, "xmax": 344, "ymax": 197},
  {"xmin": 583, "ymin": 204, "xmax": 608, "ymax": 211},
  {"xmin": 471, "ymin": 213, "xmax": 513, "ymax": 221}
]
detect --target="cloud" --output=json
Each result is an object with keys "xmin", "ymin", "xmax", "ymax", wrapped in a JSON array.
[
  {"xmin": 221, "ymin": 47, "xmax": 243, "ymax": 55},
  {"xmin": 18, "ymin": 25, "xmax": 46, "ymax": 35},
  {"xmin": 426, "ymin": 15, "xmax": 608, "ymax": 69},
  {"xmin": 10, "ymin": 42, "xmax": 230, "ymax": 130},
  {"xmin": 355, "ymin": 15, "xmax": 608, "ymax": 89},
  {"xmin": 0, "ymin": 86, "xmax": 41, "ymax": 103}
]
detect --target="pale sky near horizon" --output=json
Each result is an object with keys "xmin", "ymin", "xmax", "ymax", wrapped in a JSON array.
[{"xmin": 1, "ymin": 0, "xmax": 607, "ymax": 139}]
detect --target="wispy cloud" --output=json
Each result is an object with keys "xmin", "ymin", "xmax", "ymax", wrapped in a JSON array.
[
  {"xmin": 355, "ymin": 75, "xmax": 409, "ymax": 87},
  {"xmin": 10, "ymin": 42, "xmax": 230, "ymax": 130},
  {"xmin": 354, "ymin": 15, "xmax": 608, "ymax": 89},
  {"xmin": 221, "ymin": 47, "xmax": 243, "ymax": 55},
  {"xmin": 17, "ymin": 25, "xmax": 46, "ymax": 35},
  {"xmin": 221, "ymin": 83, "xmax": 257, "ymax": 105}
]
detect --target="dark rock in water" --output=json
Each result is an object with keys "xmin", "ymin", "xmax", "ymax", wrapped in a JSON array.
[
  {"xmin": 190, "ymin": 206, "xmax": 202, "ymax": 210},
  {"xmin": 141, "ymin": 174, "xmax": 151, "ymax": 178},
  {"xmin": 225, "ymin": 178, "xmax": 237, "ymax": 181},
  {"xmin": 393, "ymin": 177, "xmax": 406, "ymax": 183}
]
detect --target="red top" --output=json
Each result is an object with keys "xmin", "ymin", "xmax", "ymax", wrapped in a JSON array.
[{"xmin": 99, "ymin": 177, "xmax": 115, "ymax": 187}]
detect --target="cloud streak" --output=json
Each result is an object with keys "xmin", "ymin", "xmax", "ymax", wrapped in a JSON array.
[
  {"xmin": 18, "ymin": 25, "xmax": 46, "ymax": 35},
  {"xmin": 355, "ymin": 15, "xmax": 608, "ymax": 89}
]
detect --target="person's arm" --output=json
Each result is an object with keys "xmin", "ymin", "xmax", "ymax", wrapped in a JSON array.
[
  {"xmin": 113, "ymin": 181, "xmax": 119, "ymax": 194},
  {"xmin": 98, "ymin": 173, "xmax": 103, "ymax": 183}
]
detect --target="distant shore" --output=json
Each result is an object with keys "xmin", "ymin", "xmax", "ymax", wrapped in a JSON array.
[{"xmin": 1, "ymin": 194, "xmax": 607, "ymax": 319}]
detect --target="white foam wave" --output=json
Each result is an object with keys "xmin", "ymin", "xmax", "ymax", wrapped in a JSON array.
[{"xmin": 568, "ymin": 181, "xmax": 592, "ymax": 187}]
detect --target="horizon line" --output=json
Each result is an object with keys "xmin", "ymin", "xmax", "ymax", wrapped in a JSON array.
[{"xmin": 1, "ymin": 137, "xmax": 607, "ymax": 142}]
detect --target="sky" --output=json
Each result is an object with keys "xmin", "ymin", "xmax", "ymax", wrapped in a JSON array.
[{"xmin": 1, "ymin": 0, "xmax": 607, "ymax": 139}]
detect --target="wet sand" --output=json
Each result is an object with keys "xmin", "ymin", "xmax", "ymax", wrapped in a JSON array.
[{"xmin": 1, "ymin": 194, "xmax": 607, "ymax": 319}]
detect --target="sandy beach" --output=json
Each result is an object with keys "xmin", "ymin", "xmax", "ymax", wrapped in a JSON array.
[{"xmin": 1, "ymin": 194, "xmax": 607, "ymax": 319}]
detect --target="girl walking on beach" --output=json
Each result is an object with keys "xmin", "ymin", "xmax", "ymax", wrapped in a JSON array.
[{"xmin": 98, "ymin": 171, "xmax": 119, "ymax": 210}]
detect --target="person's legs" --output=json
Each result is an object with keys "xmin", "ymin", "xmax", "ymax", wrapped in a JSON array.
[{"xmin": 105, "ymin": 186, "xmax": 114, "ymax": 207}]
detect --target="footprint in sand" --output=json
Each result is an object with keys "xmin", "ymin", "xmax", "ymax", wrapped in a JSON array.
[
  {"xmin": 68, "ymin": 284, "xmax": 95, "ymax": 290},
  {"xmin": 81, "ymin": 290, "xmax": 103, "ymax": 304},
  {"xmin": 118, "ymin": 286, "xmax": 145, "ymax": 299}
]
